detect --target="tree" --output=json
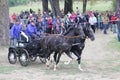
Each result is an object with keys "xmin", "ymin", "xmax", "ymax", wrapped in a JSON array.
[
  {"xmin": 83, "ymin": 0, "xmax": 87, "ymax": 13},
  {"xmin": 42, "ymin": 0, "xmax": 49, "ymax": 13},
  {"xmin": 115, "ymin": 0, "xmax": 120, "ymax": 11},
  {"xmin": 64, "ymin": 0, "xmax": 73, "ymax": 15},
  {"xmin": 49, "ymin": 0, "xmax": 61, "ymax": 17},
  {"xmin": 0, "ymin": 0, "xmax": 9, "ymax": 46}
]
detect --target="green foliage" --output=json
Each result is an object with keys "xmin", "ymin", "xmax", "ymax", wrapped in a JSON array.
[
  {"xmin": 9, "ymin": 1, "xmax": 113, "ymax": 15},
  {"xmin": 112, "ymin": 0, "xmax": 116, "ymax": 11},
  {"xmin": 9, "ymin": 0, "xmax": 37, "ymax": 7}
]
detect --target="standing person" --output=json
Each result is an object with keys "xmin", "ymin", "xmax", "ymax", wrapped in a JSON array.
[
  {"xmin": 43, "ymin": 12, "xmax": 49, "ymax": 33},
  {"xmin": 65, "ymin": 15, "xmax": 70, "ymax": 30},
  {"xmin": 111, "ymin": 13, "xmax": 118, "ymax": 33},
  {"xmin": 117, "ymin": 18, "xmax": 120, "ymax": 41},
  {"xmin": 37, "ymin": 9, "xmax": 42, "ymax": 18},
  {"xmin": 60, "ymin": 22, "xmax": 66, "ymax": 34},
  {"xmin": 11, "ymin": 13, "xmax": 17, "ymax": 23},
  {"xmin": 76, "ymin": 7, "xmax": 80, "ymax": 15},
  {"xmin": 94, "ymin": 10, "xmax": 99, "ymax": 30},
  {"xmin": 89, "ymin": 14, "xmax": 97, "ymax": 33},
  {"xmin": 36, "ymin": 18, "xmax": 44, "ymax": 34},
  {"xmin": 25, "ymin": 19, "xmax": 37, "ymax": 40},
  {"xmin": 116, "ymin": 11, "xmax": 120, "ymax": 41},
  {"xmin": 70, "ymin": 12, "xmax": 76, "ymax": 22},
  {"xmin": 10, "ymin": 19, "xmax": 22, "ymax": 47},
  {"xmin": 56, "ymin": 16, "xmax": 61, "ymax": 34},
  {"xmin": 98, "ymin": 13, "xmax": 103, "ymax": 30},
  {"xmin": 102, "ymin": 13, "xmax": 109, "ymax": 34},
  {"xmin": 48, "ymin": 16, "xmax": 53, "ymax": 34},
  {"xmin": 106, "ymin": 11, "xmax": 112, "ymax": 31},
  {"xmin": 52, "ymin": 16, "xmax": 57, "ymax": 34}
]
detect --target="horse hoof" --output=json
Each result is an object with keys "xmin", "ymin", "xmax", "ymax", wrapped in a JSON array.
[
  {"xmin": 54, "ymin": 68, "xmax": 56, "ymax": 71},
  {"xmin": 46, "ymin": 65, "xmax": 50, "ymax": 67},
  {"xmin": 64, "ymin": 61, "xmax": 70, "ymax": 65},
  {"xmin": 79, "ymin": 68, "xmax": 83, "ymax": 71},
  {"xmin": 46, "ymin": 65, "xmax": 50, "ymax": 69}
]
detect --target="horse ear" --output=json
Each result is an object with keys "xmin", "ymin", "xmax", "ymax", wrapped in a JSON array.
[
  {"xmin": 75, "ymin": 24, "xmax": 77, "ymax": 28},
  {"xmin": 75, "ymin": 23, "xmax": 79, "ymax": 28}
]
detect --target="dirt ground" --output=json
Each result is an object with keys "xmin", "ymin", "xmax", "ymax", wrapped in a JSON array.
[{"xmin": 0, "ymin": 31, "xmax": 120, "ymax": 80}]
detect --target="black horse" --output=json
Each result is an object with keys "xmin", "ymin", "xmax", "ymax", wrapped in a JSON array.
[
  {"xmin": 64, "ymin": 25, "xmax": 95, "ymax": 71},
  {"xmin": 39, "ymin": 24, "xmax": 85, "ymax": 70}
]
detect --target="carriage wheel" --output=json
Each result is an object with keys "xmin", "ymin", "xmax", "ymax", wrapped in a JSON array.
[
  {"xmin": 8, "ymin": 49, "xmax": 17, "ymax": 64},
  {"xmin": 39, "ymin": 56, "xmax": 46, "ymax": 63},
  {"xmin": 29, "ymin": 55, "xmax": 37, "ymax": 62},
  {"xmin": 19, "ymin": 49, "xmax": 29, "ymax": 67}
]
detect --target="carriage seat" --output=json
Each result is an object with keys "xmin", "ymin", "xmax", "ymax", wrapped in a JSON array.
[{"xmin": 17, "ymin": 31, "xmax": 30, "ymax": 47}]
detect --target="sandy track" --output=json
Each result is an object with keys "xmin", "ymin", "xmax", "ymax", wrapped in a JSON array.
[{"xmin": 0, "ymin": 31, "xmax": 120, "ymax": 80}]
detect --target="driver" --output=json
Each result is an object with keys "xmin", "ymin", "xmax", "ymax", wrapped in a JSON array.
[{"xmin": 25, "ymin": 19, "xmax": 37, "ymax": 41}]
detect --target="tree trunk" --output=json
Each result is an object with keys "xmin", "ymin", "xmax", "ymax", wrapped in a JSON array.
[
  {"xmin": 64, "ymin": 0, "xmax": 73, "ymax": 15},
  {"xmin": 83, "ymin": 0, "xmax": 87, "ymax": 13},
  {"xmin": 42, "ymin": 0, "xmax": 49, "ymax": 13},
  {"xmin": 115, "ymin": 0, "xmax": 120, "ymax": 11},
  {"xmin": 49, "ymin": 0, "xmax": 61, "ymax": 17},
  {"xmin": 0, "ymin": 0, "xmax": 9, "ymax": 46}
]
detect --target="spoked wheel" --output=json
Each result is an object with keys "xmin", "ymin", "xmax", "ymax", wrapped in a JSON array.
[
  {"xmin": 8, "ymin": 49, "xmax": 17, "ymax": 64},
  {"xmin": 39, "ymin": 56, "xmax": 46, "ymax": 63},
  {"xmin": 19, "ymin": 49, "xmax": 29, "ymax": 67},
  {"xmin": 29, "ymin": 55, "xmax": 37, "ymax": 62}
]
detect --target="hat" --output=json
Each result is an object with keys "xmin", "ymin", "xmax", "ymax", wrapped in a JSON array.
[{"xmin": 31, "ymin": 18, "xmax": 36, "ymax": 23}]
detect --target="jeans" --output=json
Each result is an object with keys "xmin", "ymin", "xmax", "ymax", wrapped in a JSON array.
[
  {"xmin": 11, "ymin": 38, "xmax": 18, "ymax": 47},
  {"xmin": 112, "ymin": 23, "xmax": 117, "ymax": 33},
  {"xmin": 98, "ymin": 22, "xmax": 103, "ymax": 30},
  {"xmin": 117, "ymin": 21, "xmax": 120, "ymax": 41},
  {"xmin": 117, "ymin": 29, "xmax": 120, "ymax": 41},
  {"xmin": 103, "ymin": 24, "xmax": 107, "ymax": 34},
  {"xmin": 91, "ymin": 25, "xmax": 96, "ymax": 33}
]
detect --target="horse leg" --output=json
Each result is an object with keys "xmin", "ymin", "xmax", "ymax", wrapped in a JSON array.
[
  {"xmin": 64, "ymin": 52, "xmax": 74, "ymax": 65},
  {"xmin": 45, "ymin": 51, "xmax": 51, "ymax": 69},
  {"xmin": 54, "ymin": 53, "xmax": 62, "ymax": 71},
  {"xmin": 53, "ymin": 52, "xmax": 58, "ymax": 63},
  {"xmin": 75, "ymin": 50, "xmax": 83, "ymax": 71}
]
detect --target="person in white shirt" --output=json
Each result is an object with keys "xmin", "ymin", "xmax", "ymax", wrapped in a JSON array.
[{"xmin": 89, "ymin": 14, "xmax": 97, "ymax": 33}]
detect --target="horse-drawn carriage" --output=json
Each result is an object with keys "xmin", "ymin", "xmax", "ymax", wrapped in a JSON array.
[
  {"xmin": 8, "ymin": 31, "xmax": 46, "ymax": 66},
  {"xmin": 8, "ymin": 23, "xmax": 95, "ymax": 70}
]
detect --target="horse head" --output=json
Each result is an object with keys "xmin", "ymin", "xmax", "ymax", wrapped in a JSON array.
[
  {"xmin": 63, "ymin": 23, "xmax": 85, "ymax": 39},
  {"xmin": 83, "ymin": 26, "xmax": 95, "ymax": 41}
]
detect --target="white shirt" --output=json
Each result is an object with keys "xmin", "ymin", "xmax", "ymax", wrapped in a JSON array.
[{"xmin": 89, "ymin": 16, "xmax": 97, "ymax": 25}]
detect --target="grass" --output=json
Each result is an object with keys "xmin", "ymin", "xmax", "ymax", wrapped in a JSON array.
[
  {"xmin": 0, "ymin": 66, "xmax": 16, "ymax": 74},
  {"xmin": 93, "ymin": 38, "xmax": 120, "ymax": 73},
  {"xmin": 9, "ymin": 1, "xmax": 113, "ymax": 15},
  {"xmin": 107, "ymin": 37, "xmax": 120, "ymax": 52}
]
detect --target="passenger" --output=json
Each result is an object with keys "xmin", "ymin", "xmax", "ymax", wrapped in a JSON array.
[{"xmin": 10, "ymin": 19, "xmax": 22, "ymax": 47}]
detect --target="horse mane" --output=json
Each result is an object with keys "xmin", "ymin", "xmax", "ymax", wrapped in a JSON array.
[{"xmin": 63, "ymin": 26, "xmax": 74, "ymax": 35}]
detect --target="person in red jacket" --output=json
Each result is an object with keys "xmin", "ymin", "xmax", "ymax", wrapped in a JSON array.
[
  {"xmin": 111, "ymin": 13, "xmax": 118, "ymax": 33},
  {"xmin": 11, "ymin": 13, "xmax": 17, "ymax": 22},
  {"xmin": 48, "ymin": 16, "xmax": 53, "ymax": 34}
]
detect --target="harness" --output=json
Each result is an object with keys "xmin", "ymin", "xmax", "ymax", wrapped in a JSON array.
[{"xmin": 41, "ymin": 33, "xmax": 81, "ymax": 39}]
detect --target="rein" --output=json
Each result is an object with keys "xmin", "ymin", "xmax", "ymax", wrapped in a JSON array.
[{"xmin": 42, "ymin": 33, "xmax": 81, "ymax": 39}]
